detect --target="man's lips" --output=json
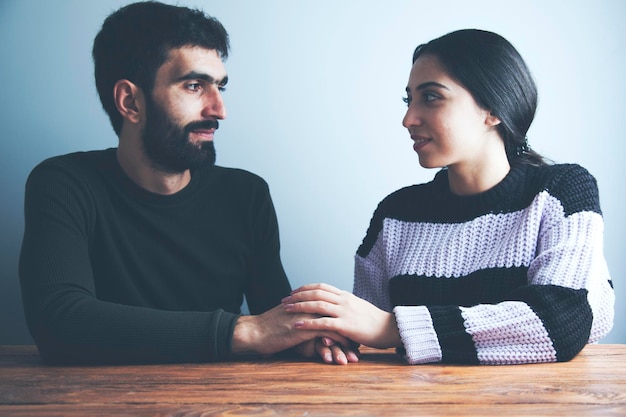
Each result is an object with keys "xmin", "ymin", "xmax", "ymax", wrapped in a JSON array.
[
  {"xmin": 186, "ymin": 120, "xmax": 219, "ymax": 132},
  {"xmin": 190, "ymin": 129, "xmax": 216, "ymax": 140},
  {"xmin": 186, "ymin": 120, "xmax": 219, "ymax": 141},
  {"xmin": 191, "ymin": 128, "xmax": 216, "ymax": 135}
]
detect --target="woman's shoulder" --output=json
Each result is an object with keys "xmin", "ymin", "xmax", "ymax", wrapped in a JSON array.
[
  {"xmin": 533, "ymin": 162, "xmax": 594, "ymax": 181},
  {"xmin": 528, "ymin": 163, "xmax": 600, "ymax": 215}
]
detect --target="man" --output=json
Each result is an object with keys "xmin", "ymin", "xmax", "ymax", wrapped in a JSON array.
[{"xmin": 19, "ymin": 1, "xmax": 356, "ymax": 365}]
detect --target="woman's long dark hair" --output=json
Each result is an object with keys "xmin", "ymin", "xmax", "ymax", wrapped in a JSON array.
[{"xmin": 413, "ymin": 29, "xmax": 548, "ymax": 166}]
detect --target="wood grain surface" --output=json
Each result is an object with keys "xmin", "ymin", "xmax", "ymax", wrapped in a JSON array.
[{"xmin": 1, "ymin": 344, "xmax": 625, "ymax": 416}]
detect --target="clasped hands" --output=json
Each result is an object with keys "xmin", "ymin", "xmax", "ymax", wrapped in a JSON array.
[{"xmin": 282, "ymin": 283, "xmax": 402, "ymax": 364}]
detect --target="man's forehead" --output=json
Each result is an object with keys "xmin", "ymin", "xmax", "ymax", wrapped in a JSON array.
[{"xmin": 159, "ymin": 46, "xmax": 227, "ymax": 79}]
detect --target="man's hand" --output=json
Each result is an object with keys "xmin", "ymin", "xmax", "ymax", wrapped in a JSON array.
[
  {"xmin": 295, "ymin": 338, "xmax": 360, "ymax": 365},
  {"xmin": 231, "ymin": 304, "xmax": 356, "ymax": 360}
]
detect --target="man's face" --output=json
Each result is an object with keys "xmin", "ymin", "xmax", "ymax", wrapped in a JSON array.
[{"xmin": 142, "ymin": 46, "xmax": 228, "ymax": 173}]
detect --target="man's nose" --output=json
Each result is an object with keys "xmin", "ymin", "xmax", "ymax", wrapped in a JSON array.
[{"xmin": 202, "ymin": 87, "xmax": 227, "ymax": 120}]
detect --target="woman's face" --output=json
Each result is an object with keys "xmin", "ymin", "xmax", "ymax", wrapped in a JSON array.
[{"xmin": 402, "ymin": 54, "xmax": 500, "ymax": 171}]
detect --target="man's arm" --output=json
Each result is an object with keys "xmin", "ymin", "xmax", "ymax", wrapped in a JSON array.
[
  {"xmin": 20, "ymin": 158, "xmax": 350, "ymax": 364},
  {"xmin": 242, "ymin": 177, "xmax": 291, "ymax": 314},
  {"xmin": 18, "ymin": 160, "xmax": 240, "ymax": 364},
  {"xmin": 18, "ymin": 160, "xmax": 237, "ymax": 364}
]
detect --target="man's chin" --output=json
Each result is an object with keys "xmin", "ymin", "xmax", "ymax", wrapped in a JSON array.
[
  {"xmin": 149, "ymin": 151, "xmax": 215, "ymax": 174},
  {"xmin": 186, "ymin": 148, "xmax": 217, "ymax": 171}
]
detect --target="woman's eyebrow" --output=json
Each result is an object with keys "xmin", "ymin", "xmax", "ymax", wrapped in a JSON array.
[
  {"xmin": 416, "ymin": 81, "xmax": 449, "ymax": 91},
  {"xmin": 405, "ymin": 81, "xmax": 449, "ymax": 94}
]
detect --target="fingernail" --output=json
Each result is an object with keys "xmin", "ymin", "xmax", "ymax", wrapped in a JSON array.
[
  {"xmin": 284, "ymin": 303, "xmax": 295, "ymax": 311},
  {"xmin": 281, "ymin": 296, "xmax": 291, "ymax": 304},
  {"xmin": 324, "ymin": 353, "xmax": 332, "ymax": 362},
  {"xmin": 294, "ymin": 321, "xmax": 304, "ymax": 327},
  {"xmin": 322, "ymin": 337, "xmax": 333, "ymax": 346}
]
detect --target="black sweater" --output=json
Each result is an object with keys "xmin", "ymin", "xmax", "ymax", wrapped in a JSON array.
[{"xmin": 19, "ymin": 148, "xmax": 291, "ymax": 364}]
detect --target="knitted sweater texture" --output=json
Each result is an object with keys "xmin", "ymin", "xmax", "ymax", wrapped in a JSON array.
[
  {"xmin": 19, "ymin": 149, "xmax": 291, "ymax": 364},
  {"xmin": 354, "ymin": 163, "xmax": 614, "ymax": 364}
]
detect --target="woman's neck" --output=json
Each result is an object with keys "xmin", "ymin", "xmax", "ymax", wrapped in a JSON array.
[{"xmin": 447, "ymin": 148, "xmax": 511, "ymax": 196}]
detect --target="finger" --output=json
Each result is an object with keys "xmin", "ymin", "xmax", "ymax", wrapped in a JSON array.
[
  {"xmin": 322, "ymin": 337, "xmax": 335, "ymax": 347},
  {"xmin": 283, "ymin": 288, "xmax": 341, "ymax": 305},
  {"xmin": 315, "ymin": 340, "xmax": 333, "ymax": 364},
  {"xmin": 291, "ymin": 283, "xmax": 343, "ymax": 295},
  {"xmin": 323, "ymin": 333, "xmax": 353, "ymax": 348},
  {"xmin": 322, "ymin": 338, "xmax": 359, "ymax": 363},
  {"xmin": 319, "ymin": 333, "xmax": 354, "ymax": 349},
  {"xmin": 284, "ymin": 300, "xmax": 340, "ymax": 317},
  {"xmin": 292, "ymin": 316, "xmax": 356, "ymax": 350},
  {"xmin": 343, "ymin": 346, "xmax": 360, "ymax": 363},
  {"xmin": 330, "ymin": 344, "xmax": 348, "ymax": 365},
  {"xmin": 294, "ymin": 317, "xmax": 335, "ymax": 331}
]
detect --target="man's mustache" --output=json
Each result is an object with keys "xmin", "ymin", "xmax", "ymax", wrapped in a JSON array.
[{"xmin": 185, "ymin": 119, "xmax": 219, "ymax": 132}]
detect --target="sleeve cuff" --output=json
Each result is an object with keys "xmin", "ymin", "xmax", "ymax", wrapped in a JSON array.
[
  {"xmin": 208, "ymin": 309, "xmax": 240, "ymax": 362},
  {"xmin": 393, "ymin": 305, "xmax": 442, "ymax": 364}
]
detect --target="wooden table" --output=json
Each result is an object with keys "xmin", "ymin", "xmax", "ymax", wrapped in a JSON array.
[{"xmin": 1, "ymin": 344, "xmax": 625, "ymax": 416}]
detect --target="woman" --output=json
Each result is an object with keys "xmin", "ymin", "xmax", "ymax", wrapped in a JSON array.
[{"xmin": 283, "ymin": 29, "xmax": 615, "ymax": 365}]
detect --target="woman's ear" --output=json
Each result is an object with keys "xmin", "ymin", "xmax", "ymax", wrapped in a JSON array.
[
  {"xmin": 113, "ymin": 80, "xmax": 144, "ymax": 125},
  {"xmin": 486, "ymin": 111, "xmax": 502, "ymax": 128}
]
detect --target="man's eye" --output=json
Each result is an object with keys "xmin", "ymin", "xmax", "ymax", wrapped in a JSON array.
[
  {"xmin": 186, "ymin": 83, "xmax": 202, "ymax": 91},
  {"xmin": 218, "ymin": 85, "xmax": 226, "ymax": 93},
  {"xmin": 402, "ymin": 96, "xmax": 411, "ymax": 106}
]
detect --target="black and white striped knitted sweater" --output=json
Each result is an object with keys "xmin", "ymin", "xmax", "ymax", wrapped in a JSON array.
[{"xmin": 354, "ymin": 163, "xmax": 614, "ymax": 364}]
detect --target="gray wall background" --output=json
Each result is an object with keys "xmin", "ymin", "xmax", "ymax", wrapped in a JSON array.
[{"xmin": 1, "ymin": 0, "xmax": 624, "ymax": 344}]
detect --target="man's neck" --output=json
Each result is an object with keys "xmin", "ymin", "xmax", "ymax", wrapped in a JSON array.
[{"xmin": 116, "ymin": 139, "xmax": 191, "ymax": 195}]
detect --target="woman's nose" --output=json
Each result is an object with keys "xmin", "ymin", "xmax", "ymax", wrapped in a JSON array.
[{"xmin": 402, "ymin": 105, "xmax": 420, "ymax": 129}]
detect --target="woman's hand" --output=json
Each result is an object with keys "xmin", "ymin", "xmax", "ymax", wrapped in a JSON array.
[{"xmin": 282, "ymin": 283, "xmax": 402, "ymax": 349}]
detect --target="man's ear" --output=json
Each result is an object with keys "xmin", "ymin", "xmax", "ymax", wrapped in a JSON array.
[
  {"xmin": 486, "ymin": 111, "xmax": 502, "ymax": 128},
  {"xmin": 113, "ymin": 79, "xmax": 144, "ymax": 125}
]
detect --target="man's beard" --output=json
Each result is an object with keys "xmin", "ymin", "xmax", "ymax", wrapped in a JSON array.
[{"xmin": 142, "ymin": 96, "xmax": 217, "ymax": 174}]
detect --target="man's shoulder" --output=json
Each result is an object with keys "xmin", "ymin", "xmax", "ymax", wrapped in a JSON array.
[
  {"xmin": 208, "ymin": 165, "xmax": 269, "ymax": 190},
  {"xmin": 24, "ymin": 149, "xmax": 117, "ymax": 213},
  {"xmin": 33, "ymin": 148, "xmax": 116, "ymax": 175}
]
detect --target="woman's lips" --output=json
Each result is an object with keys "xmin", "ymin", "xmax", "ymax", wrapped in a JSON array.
[{"xmin": 411, "ymin": 134, "xmax": 430, "ymax": 151}]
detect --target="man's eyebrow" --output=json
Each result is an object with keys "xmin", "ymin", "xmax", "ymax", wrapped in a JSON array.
[
  {"xmin": 176, "ymin": 71, "xmax": 228, "ymax": 85},
  {"xmin": 406, "ymin": 81, "xmax": 449, "ymax": 93}
]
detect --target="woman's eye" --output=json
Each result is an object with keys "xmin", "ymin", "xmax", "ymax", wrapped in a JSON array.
[
  {"xmin": 423, "ymin": 92, "xmax": 439, "ymax": 102},
  {"xmin": 402, "ymin": 96, "xmax": 411, "ymax": 106}
]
